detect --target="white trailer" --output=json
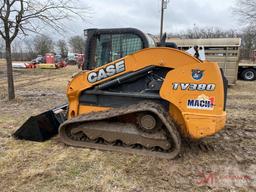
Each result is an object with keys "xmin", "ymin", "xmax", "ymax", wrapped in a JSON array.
[{"xmin": 168, "ymin": 38, "xmax": 241, "ymax": 85}]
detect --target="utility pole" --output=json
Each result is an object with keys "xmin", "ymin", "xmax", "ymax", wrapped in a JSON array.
[{"xmin": 160, "ymin": 0, "xmax": 169, "ymax": 39}]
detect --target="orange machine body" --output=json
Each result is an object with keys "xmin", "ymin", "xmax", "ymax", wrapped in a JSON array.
[{"xmin": 66, "ymin": 47, "xmax": 226, "ymax": 139}]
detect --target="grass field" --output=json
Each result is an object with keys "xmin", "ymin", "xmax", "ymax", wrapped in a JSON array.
[{"xmin": 0, "ymin": 59, "xmax": 255, "ymax": 191}]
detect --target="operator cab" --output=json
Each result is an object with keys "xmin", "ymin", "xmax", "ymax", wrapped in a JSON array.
[
  {"xmin": 82, "ymin": 28, "xmax": 177, "ymax": 70},
  {"xmin": 83, "ymin": 28, "xmax": 158, "ymax": 70}
]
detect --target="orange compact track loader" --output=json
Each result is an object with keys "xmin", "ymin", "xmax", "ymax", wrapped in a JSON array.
[{"xmin": 14, "ymin": 28, "xmax": 228, "ymax": 159}]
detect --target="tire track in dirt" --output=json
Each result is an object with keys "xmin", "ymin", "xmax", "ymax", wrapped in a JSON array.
[
  {"xmin": 0, "ymin": 75, "xmax": 46, "ymax": 85},
  {"xmin": 1, "ymin": 73, "xmax": 69, "ymax": 89},
  {"xmin": 0, "ymin": 69, "xmax": 28, "ymax": 81},
  {"xmin": 227, "ymin": 103, "xmax": 256, "ymax": 110},
  {"xmin": 228, "ymin": 95, "xmax": 256, "ymax": 100}
]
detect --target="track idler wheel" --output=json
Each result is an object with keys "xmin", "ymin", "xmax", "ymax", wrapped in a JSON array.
[{"xmin": 137, "ymin": 112, "xmax": 162, "ymax": 133}]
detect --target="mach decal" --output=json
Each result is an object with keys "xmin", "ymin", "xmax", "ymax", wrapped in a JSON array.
[
  {"xmin": 187, "ymin": 94, "xmax": 215, "ymax": 110},
  {"xmin": 87, "ymin": 60, "xmax": 125, "ymax": 83}
]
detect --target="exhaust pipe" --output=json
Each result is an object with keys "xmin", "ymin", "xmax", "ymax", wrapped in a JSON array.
[{"xmin": 13, "ymin": 104, "xmax": 68, "ymax": 142}]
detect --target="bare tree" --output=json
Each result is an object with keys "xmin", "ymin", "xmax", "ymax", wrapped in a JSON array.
[
  {"xmin": 11, "ymin": 39, "xmax": 21, "ymax": 60},
  {"xmin": 69, "ymin": 35, "xmax": 85, "ymax": 53},
  {"xmin": 57, "ymin": 39, "xmax": 68, "ymax": 57},
  {"xmin": 24, "ymin": 37, "xmax": 36, "ymax": 59},
  {"xmin": 168, "ymin": 26, "xmax": 238, "ymax": 39},
  {"xmin": 240, "ymin": 25, "xmax": 256, "ymax": 59},
  {"xmin": 233, "ymin": 0, "xmax": 256, "ymax": 59},
  {"xmin": 0, "ymin": 38, "xmax": 4, "ymax": 59},
  {"xmin": 0, "ymin": 0, "xmax": 88, "ymax": 100},
  {"xmin": 34, "ymin": 35, "xmax": 54, "ymax": 55},
  {"xmin": 234, "ymin": 0, "xmax": 256, "ymax": 24}
]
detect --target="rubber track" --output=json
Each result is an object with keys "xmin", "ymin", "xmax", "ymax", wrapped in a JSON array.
[{"xmin": 59, "ymin": 101, "xmax": 181, "ymax": 159}]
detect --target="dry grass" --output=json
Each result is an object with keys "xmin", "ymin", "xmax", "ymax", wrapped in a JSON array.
[
  {"xmin": 0, "ymin": 61, "xmax": 255, "ymax": 192},
  {"xmin": 0, "ymin": 59, "xmax": 5, "ymax": 64}
]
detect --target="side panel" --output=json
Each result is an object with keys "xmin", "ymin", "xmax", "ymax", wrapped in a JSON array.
[
  {"xmin": 67, "ymin": 47, "xmax": 226, "ymax": 139},
  {"xmin": 67, "ymin": 47, "xmax": 202, "ymax": 118},
  {"xmin": 160, "ymin": 62, "xmax": 226, "ymax": 139}
]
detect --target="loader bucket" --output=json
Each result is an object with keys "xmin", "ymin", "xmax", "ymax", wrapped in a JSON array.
[{"xmin": 13, "ymin": 104, "xmax": 67, "ymax": 142}]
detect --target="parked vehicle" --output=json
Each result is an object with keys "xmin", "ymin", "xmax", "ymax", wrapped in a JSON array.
[
  {"xmin": 238, "ymin": 50, "xmax": 256, "ymax": 81},
  {"xmin": 169, "ymin": 38, "xmax": 241, "ymax": 85}
]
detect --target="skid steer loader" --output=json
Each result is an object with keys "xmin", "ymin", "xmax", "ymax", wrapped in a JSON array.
[{"xmin": 13, "ymin": 28, "xmax": 228, "ymax": 159}]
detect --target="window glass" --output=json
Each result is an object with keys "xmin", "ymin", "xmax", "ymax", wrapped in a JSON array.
[
  {"xmin": 95, "ymin": 34, "xmax": 111, "ymax": 67},
  {"xmin": 111, "ymin": 34, "xmax": 122, "ymax": 61},
  {"xmin": 121, "ymin": 34, "xmax": 143, "ymax": 55},
  {"xmin": 94, "ymin": 34, "xmax": 143, "ymax": 67}
]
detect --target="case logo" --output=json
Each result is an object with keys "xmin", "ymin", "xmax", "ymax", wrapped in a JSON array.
[
  {"xmin": 87, "ymin": 60, "xmax": 125, "ymax": 83},
  {"xmin": 192, "ymin": 69, "xmax": 204, "ymax": 80},
  {"xmin": 187, "ymin": 94, "xmax": 215, "ymax": 110}
]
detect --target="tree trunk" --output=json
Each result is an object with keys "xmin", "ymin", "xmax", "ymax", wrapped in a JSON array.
[{"xmin": 5, "ymin": 39, "xmax": 15, "ymax": 100}]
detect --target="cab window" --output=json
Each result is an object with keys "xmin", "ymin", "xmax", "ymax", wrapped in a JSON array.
[{"xmin": 93, "ymin": 34, "xmax": 143, "ymax": 67}]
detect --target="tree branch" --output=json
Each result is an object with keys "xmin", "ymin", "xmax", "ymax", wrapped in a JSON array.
[
  {"xmin": 10, "ymin": 0, "xmax": 24, "ymax": 42},
  {"xmin": 233, "ymin": 0, "xmax": 256, "ymax": 24}
]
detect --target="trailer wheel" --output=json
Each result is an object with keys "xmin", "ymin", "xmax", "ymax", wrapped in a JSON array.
[{"xmin": 241, "ymin": 68, "xmax": 256, "ymax": 81}]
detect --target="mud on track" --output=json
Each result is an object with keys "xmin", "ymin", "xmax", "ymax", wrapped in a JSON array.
[{"xmin": 0, "ymin": 62, "xmax": 255, "ymax": 191}]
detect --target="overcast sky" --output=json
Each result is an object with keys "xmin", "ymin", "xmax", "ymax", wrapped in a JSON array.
[{"xmin": 66, "ymin": 0, "xmax": 240, "ymax": 36}]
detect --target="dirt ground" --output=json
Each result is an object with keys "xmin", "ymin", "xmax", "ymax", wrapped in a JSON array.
[{"xmin": 0, "ymin": 60, "xmax": 255, "ymax": 192}]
